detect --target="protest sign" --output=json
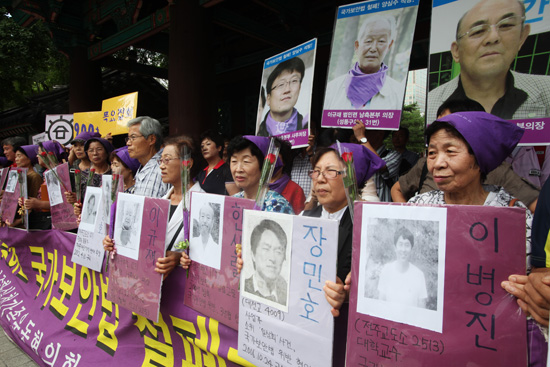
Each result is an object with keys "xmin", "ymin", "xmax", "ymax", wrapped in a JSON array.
[
  {"xmin": 46, "ymin": 163, "xmax": 78, "ymax": 231},
  {"xmin": 0, "ymin": 167, "xmax": 9, "ymax": 190},
  {"xmin": 322, "ymin": 0, "xmax": 419, "ymax": 130},
  {"xmin": 71, "ymin": 186, "xmax": 105, "ymax": 272},
  {"xmin": 0, "ymin": 227, "xmax": 252, "ymax": 367},
  {"xmin": 100, "ymin": 92, "xmax": 138, "ymax": 136},
  {"xmin": 427, "ymin": 0, "xmax": 550, "ymax": 145},
  {"xmin": 73, "ymin": 111, "xmax": 102, "ymax": 138},
  {"xmin": 0, "ymin": 168, "xmax": 27, "ymax": 226},
  {"xmin": 238, "ymin": 211, "xmax": 338, "ymax": 367},
  {"xmin": 184, "ymin": 194, "xmax": 255, "ymax": 330},
  {"xmin": 346, "ymin": 202, "xmax": 527, "ymax": 366},
  {"xmin": 45, "ymin": 115, "xmax": 74, "ymax": 146},
  {"xmin": 256, "ymin": 39, "xmax": 316, "ymax": 148},
  {"xmin": 107, "ymin": 193, "xmax": 169, "ymax": 322},
  {"xmin": 31, "ymin": 132, "xmax": 47, "ymax": 145}
]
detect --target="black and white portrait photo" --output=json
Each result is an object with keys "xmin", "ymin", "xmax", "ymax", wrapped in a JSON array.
[
  {"xmin": 101, "ymin": 175, "xmax": 112, "ymax": 225},
  {"xmin": 357, "ymin": 205, "xmax": 446, "ymax": 333},
  {"xmin": 80, "ymin": 187, "xmax": 102, "ymax": 230},
  {"xmin": 241, "ymin": 210, "xmax": 293, "ymax": 313},
  {"xmin": 113, "ymin": 193, "xmax": 144, "ymax": 261},
  {"xmin": 45, "ymin": 170, "xmax": 63, "ymax": 207},
  {"xmin": 5, "ymin": 171, "xmax": 18, "ymax": 193},
  {"xmin": 190, "ymin": 192, "xmax": 224, "ymax": 270}
]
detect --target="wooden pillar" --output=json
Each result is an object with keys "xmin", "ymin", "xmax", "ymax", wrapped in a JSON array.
[
  {"xmin": 169, "ymin": 2, "xmax": 213, "ymax": 138},
  {"xmin": 68, "ymin": 47, "xmax": 102, "ymax": 113}
]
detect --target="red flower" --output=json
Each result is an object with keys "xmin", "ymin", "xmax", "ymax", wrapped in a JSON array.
[
  {"xmin": 40, "ymin": 152, "xmax": 47, "ymax": 157},
  {"xmin": 75, "ymin": 169, "xmax": 81, "ymax": 174},
  {"xmin": 342, "ymin": 152, "xmax": 353, "ymax": 163},
  {"xmin": 48, "ymin": 151, "xmax": 54, "ymax": 155},
  {"xmin": 90, "ymin": 168, "xmax": 96, "ymax": 173},
  {"xmin": 266, "ymin": 153, "xmax": 276, "ymax": 164},
  {"xmin": 182, "ymin": 160, "xmax": 190, "ymax": 167}
]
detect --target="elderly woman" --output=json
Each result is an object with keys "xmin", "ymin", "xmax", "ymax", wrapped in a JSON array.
[
  {"xmin": 10, "ymin": 145, "xmax": 43, "ymax": 228},
  {"xmin": 106, "ymin": 136, "xmax": 202, "ymax": 277},
  {"xmin": 226, "ymin": 135, "xmax": 294, "ymax": 214},
  {"xmin": 110, "ymin": 147, "xmax": 140, "ymax": 194},
  {"xmin": 196, "ymin": 129, "xmax": 235, "ymax": 195},
  {"xmin": 68, "ymin": 131, "xmax": 100, "ymax": 172}
]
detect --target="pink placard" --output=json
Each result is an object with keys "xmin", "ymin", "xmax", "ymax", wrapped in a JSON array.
[
  {"xmin": 184, "ymin": 196, "xmax": 255, "ymax": 330},
  {"xmin": 0, "ymin": 168, "xmax": 9, "ymax": 190},
  {"xmin": 322, "ymin": 109, "xmax": 401, "ymax": 129},
  {"xmin": 513, "ymin": 118, "xmax": 550, "ymax": 146},
  {"xmin": 107, "ymin": 196, "xmax": 169, "ymax": 322},
  {"xmin": 49, "ymin": 163, "xmax": 78, "ymax": 230},
  {"xmin": 346, "ymin": 202, "xmax": 527, "ymax": 366},
  {"xmin": 0, "ymin": 168, "xmax": 27, "ymax": 224}
]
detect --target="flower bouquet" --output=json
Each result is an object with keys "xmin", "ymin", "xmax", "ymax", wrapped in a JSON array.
[
  {"xmin": 254, "ymin": 138, "xmax": 280, "ymax": 211},
  {"xmin": 337, "ymin": 141, "xmax": 358, "ymax": 221}
]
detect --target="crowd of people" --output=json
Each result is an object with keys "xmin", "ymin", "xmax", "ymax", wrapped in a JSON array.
[{"xmin": 0, "ymin": 106, "xmax": 549, "ymax": 365}]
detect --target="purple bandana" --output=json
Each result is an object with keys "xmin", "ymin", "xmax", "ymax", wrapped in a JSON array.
[
  {"xmin": 265, "ymin": 108, "xmax": 299, "ymax": 136},
  {"xmin": 243, "ymin": 135, "xmax": 283, "ymax": 172},
  {"xmin": 345, "ymin": 62, "xmax": 388, "ymax": 108},
  {"xmin": 113, "ymin": 146, "xmax": 140, "ymax": 175},
  {"xmin": 436, "ymin": 112, "xmax": 524, "ymax": 174},
  {"xmin": 84, "ymin": 138, "xmax": 115, "ymax": 157},
  {"xmin": 269, "ymin": 173, "xmax": 291, "ymax": 194},
  {"xmin": 71, "ymin": 131, "xmax": 101, "ymax": 144},
  {"xmin": 42, "ymin": 140, "xmax": 67, "ymax": 162},
  {"xmin": 17, "ymin": 145, "xmax": 39, "ymax": 166},
  {"xmin": 329, "ymin": 142, "xmax": 385, "ymax": 187}
]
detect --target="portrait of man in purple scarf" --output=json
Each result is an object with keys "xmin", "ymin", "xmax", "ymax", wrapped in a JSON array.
[
  {"xmin": 324, "ymin": 14, "xmax": 405, "ymax": 110},
  {"xmin": 256, "ymin": 57, "xmax": 309, "ymax": 137}
]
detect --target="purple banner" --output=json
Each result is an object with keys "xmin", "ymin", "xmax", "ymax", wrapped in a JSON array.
[
  {"xmin": 322, "ymin": 109, "xmax": 401, "ymax": 129},
  {"xmin": 271, "ymin": 128, "xmax": 309, "ymax": 148},
  {"xmin": 0, "ymin": 227, "xmax": 250, "ymax": 367},
  {"xmin": 0, "ymin": 168, "xmax": 26, "ymax": 224},
  {"xmin": 50, "ymin": 163, "xmax": 78, "ymax": 231},
  {"xmin": 185, "ymin": 196, "xmax": 255, "ymax": 330},
  {"xmin": 514, "ymin": 118, "xmax": 550, "ymax": 146},
  {"xmin": 346, "ymin": 202, "xmax": 527, "ymax": 366},
  {"xmin": 107, "ymin": 197, "xmax": 169, "ymax": 323}
]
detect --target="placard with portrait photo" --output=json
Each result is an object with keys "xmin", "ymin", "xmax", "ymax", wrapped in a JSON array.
[{"xmin": 113, "ymin": 193, "xmax": 145, "ymax": 261}]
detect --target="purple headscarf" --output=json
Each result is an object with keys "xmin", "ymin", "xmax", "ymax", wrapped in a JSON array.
[
  {"xmin": 435, "ymin": 112, "xmax": 524, "ymax": 174},
  {"xmin": 113, "ymin": 146, "xmax": 140, "ymax": 175},
  {"xmin": 84, "ymin": 137, "xmax": 115, "ymax": 157},
  {"xmin": 41, "ymin": 140, "xmax": 67, "ymax": 162},
  {"xmin": 345, "ymin": 62, "xmax": 388, "ymax": 108},
  {"xmin": 329, "ymin": 142, "xmax": 385, "ymax": 187},
  {"xmin": 16, "ymin": 145, "xmax": 39, "ymax": 166},
  {"xmin": 243, "ymin": 135, "xmax": 283, "ymax": 172},
  {"xmin": 71, "ymin": 131, "xmax": 101, "ymax": 144}
]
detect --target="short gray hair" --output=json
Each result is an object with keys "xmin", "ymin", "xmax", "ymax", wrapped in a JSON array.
[
  {"xmin": 357, "ymin": 15, "xmax": 396, "ymax": 43},
  {"xmin": 127, "ymin": 116, "xmax": 163, "ymax": 151},
  {"xmin": 1, "ymin": 136, "xmax": 26, "ymax": 148}
]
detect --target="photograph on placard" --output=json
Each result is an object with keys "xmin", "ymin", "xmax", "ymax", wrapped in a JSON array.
[
  {"xmin": 80, "ymin": 191, "xmax": 100, "ymax": 229},
  {"xmin": 102, "ymin": 175, "xmax": 112, "ymax": 224},
  {"xmin": 45, "ymin": 170, "xmax": 63, "ymax": 207},
  {"xmin": 357, "ymin": 205, "xmax": 446, "ymax": 332},
  {"xmin": 189, "ymin": 192, "xmax": 225, "ymax": 270},
  {"xmin": 113, "ymin": 193, "xmax": 145, "ymax": 260},
  {"xmin": 5, "ymin": 171, "xmax": 17, "ymax": 193},
  {"xmin": 241, "ymin": 210, "xmax": 293, "ymax": 312}
]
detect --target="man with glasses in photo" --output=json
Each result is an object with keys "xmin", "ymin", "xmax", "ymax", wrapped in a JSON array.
[
  {"xmin": 427, "ymin": 0, "xmax": 550, "ymax": 186},
  {"xmin": 126, "ymin": 116, "xmax": 169, "ymax": 198},
  {"xmin": 256, "ymin": 57, "xmax": 308, "ymax": 137}
]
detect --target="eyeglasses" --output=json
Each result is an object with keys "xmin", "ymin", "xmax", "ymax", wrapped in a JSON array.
[
  {"xmin": 457, "ymin": 15, "xmax": 525, "ymax": 40},
  {"xmin": 308, "ymin": 169, "xmax": 344, "ymax": 180},
  {"xmin": 271, "ymin": 78, "xmax": 301, "ymax": 92},
  {"xmin": 125, "ymin": 134, "xmax": 144, "ymax": 143},
  {"xmin": 157, "ymin": 157, "xmax": 179, "ymax": 165},
  {"xmin": 87, "ymin": 148, "xmax": 105, "ymax": 154}
]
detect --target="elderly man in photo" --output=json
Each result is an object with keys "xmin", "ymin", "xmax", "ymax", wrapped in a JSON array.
[
  {"xmin": 377, "ymin": 226, "xmax": 428, "ymax": 308},
  {"xmin": 245, "ymin": 219, "xmax": 288, "ymax": 306},
  {"xmin": 257, "ymin": 57, "xmax": 308, "ymax": 136},
  {"xmin": 126, "ymin": 116, "xmax": 169, "ymax": 198},
  {"xmin": 427, "ymin": 0, "xmax": 550, "ymax": 186},
  {"xmin": 190, "ymin": 203, "xmax": 222, "ymax": 269},
  {"xmin": 324, "ymin": 15, "xmax": 405, "ymax": 110}
]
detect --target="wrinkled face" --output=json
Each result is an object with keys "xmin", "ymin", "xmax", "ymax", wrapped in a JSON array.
[
  {"xmin": 355, "ymin": 19, "xmax": 394, "ymax": 74},
  {"xmin": 451, "ymin": 0, "xmax": 529, "ymax": 80},
  {"xmin": 394, "ymin": 236, "xmax": 412, "ymax": 262},
  {"xmin": 253, "ymin": 229, "xmax": 285, "ymax": 281},
  {"xmin": 201, "ymin": 138, "xmax": 221, "ymax": 161},
  {"xmin": 73, "ymin": 142, "xmax": 86, "ymax": 160},
  {"xmin": 267, "ymin": 70, "xmax": 302, "ymax": 119},
  {"xmin": 427, "ymin": 130, "xmax": 481, "ymax": 194},
  {"xmin": 199, "ymin": 205, "xmax": 214, "ymax": 237},
  {"xmin": 126, "ymin": 124, "xmax": 150, "ymax": 160},
  {"xmin": 230, "ymin": 148, "xmax": 261, "ymax": 194},
  {"xmin": 159, "ymin": 144, "xmax": 180, "ymax": 185},
  {"xmin": 87, "ymin": 141, "xmax": 108, "ymax": 166},
  {"xmin": 312, "ymin": 151, "xmax": 347, "ymax": 213},
  {"xmin": 3, "ymin": 145, "xmax": 15, "ymax": 162},
  {"xmin": 14, "ymin": 151, "xmax": 30, "ymax": 168}
]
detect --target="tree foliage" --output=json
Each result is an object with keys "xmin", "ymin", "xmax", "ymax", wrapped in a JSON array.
[
  {"xmin": 0, "ymin": 7, "xmax": 69, "ymax": 110},
  {"xmin": 385, "ymin": 103, "xmax": 427, "ymax": 154}
]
